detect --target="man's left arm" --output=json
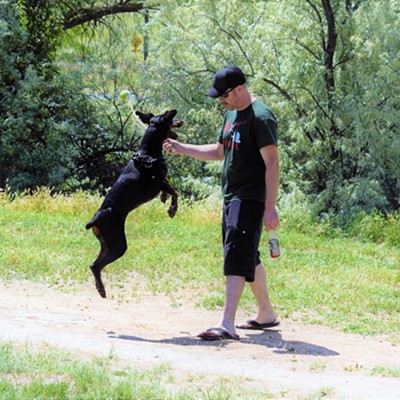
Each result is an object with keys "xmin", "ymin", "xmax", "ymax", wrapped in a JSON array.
[{"xmin": 260, "ymin": 144, "xmax": 279, "ymax": 231}]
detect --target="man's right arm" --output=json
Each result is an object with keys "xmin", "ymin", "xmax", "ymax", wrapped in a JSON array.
[{"xmin": 163, "ymin": 139, "xmax": 224, "ymax": 161}]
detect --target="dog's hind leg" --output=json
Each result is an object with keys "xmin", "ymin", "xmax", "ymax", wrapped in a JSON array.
[
  {"xmin": 89, "ymin": 226, "xmax": 109, "ymax": 298},
  {"xmin": 89, "ymin": 227, "xmax": 127, "ymax": 298},
  {"xmin": 87, "ymin": 212, "xmax": 127, "ymax": 298}
]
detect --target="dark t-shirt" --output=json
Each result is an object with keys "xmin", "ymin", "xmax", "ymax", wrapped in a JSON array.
[{"xmin": 218, "ymin": 99, "xmax": 278, "ymax": 203}]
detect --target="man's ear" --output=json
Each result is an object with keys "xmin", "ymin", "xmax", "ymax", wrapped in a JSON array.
[{"xmin": 135, "ymin": 111, "xmax": 154, "ymax": 125}]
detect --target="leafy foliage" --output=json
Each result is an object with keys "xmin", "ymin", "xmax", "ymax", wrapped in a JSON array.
[
  {"xmin": 0, "ymin": 0, "xmax": 399, "ymax": 218},
  {"xmin": 137, "ymin": 0, "xmax": 400, "ymax": 215},
  {"xmin": 0, "ymin": 1, "xmax": 144, "ymax": 192}
]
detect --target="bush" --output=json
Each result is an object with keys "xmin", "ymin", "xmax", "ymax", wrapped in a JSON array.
[{"xmin": 344, "ymin": 212, "xmax": 400, "ymax": 246}]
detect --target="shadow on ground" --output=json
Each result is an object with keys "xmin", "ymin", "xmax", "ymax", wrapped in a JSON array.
[{"xmin": 108, "ymin": 329, "xmax": 339, "ymax": 356}]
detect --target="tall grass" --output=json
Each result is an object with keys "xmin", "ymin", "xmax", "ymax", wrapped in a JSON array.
[{"xmin": 0, "ymin": 188, "xmax": 399, "ymax": 337}]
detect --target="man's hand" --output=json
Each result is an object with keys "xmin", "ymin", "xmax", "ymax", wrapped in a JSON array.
[
  {"xmin": 163, "ymin": 139, "xmax": 179, "ymax": 154},
  {"xmin": 264, "ymin": 208, "xmax": 279, "ymax": 231}
]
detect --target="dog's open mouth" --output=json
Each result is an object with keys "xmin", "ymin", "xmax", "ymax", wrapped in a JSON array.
[
  {"xmin": 169, "ymin": 131, "xmax": 178, "ymax": 139},
  {"xmin": 169, "ymin": 119, "xmax": 183, "ymax": 140}
]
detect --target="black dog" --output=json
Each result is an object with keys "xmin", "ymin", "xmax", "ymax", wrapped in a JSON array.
[{"xmin": 86, "ymin": 110, "xmax": 183, "ymax": 298}]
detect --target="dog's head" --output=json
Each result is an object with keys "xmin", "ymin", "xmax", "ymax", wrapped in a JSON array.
[
  {"xmin": 135, "ymin": 110, "xmax": 183, "ymax": 157},
  {"xmin": 136, "ymin": 110, "xmax": 183, "ymax": 140}
]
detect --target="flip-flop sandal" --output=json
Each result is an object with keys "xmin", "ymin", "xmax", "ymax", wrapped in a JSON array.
[
  {"xmin": 197, "ymin": 327, "xmax": 240, "ymax": 341},
  {"xmin": 236, "ymin": 320, "xmax": 280, "ymax": 330}
]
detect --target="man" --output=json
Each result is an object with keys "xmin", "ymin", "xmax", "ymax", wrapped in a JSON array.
[{"xmin": 163, "ymin": 66, "xmax": 279, "ymax": 341}]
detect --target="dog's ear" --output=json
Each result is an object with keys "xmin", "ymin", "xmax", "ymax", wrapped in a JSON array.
[
  {"xmin": 163, "ymin": 110, "xmax": 177, "ymax": 121},
  {"xmin": 136, "ymin": 111, "xmax": 154, "ymax": 125}
]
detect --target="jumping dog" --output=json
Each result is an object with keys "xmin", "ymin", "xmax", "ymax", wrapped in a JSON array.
[{"xmin": 86, "ymin": 110, "xmax": 182, "ymax": 298}]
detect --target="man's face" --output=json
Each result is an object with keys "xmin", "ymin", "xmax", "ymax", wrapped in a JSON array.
[{"xmin": 218, "ymin": 87, "xmax": 239, "ymax": 110}]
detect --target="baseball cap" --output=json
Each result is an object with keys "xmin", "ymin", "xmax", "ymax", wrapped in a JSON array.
[{"xmin": 206, "ymin": 66, "xmax": 246, "ymax": 98}]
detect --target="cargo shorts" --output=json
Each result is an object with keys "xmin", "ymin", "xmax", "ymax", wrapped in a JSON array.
[{"xmin": 222, "ymin": 199, "xmax": 264, "ymax": 282}]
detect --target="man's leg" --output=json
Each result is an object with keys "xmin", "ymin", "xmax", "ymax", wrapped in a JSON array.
[
  {"xmin": 197, "ymin": 275, "xmax": 244, "ymax": 339},
  {"xmin": 219, "ymin": 275, "xmax": 245, "ymax": 334},
  {"xmin": 240, "ymin": 263, "xmax": 277, "ymax": 326}
]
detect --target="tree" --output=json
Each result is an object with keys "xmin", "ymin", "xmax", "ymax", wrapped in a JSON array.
[
  {"xmin": 0, "ymin": 0, "xmax": 147, "ymax": 192},
  {"xmin": 2, "ymin": 0, "xmax": 398, "ymax": 217},
  {"xmin": 137, "ymin": 0, "xmax": 400, "ymax": 216}
]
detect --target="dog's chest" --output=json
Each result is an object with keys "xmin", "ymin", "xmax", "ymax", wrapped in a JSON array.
[{"xmin": 102, "ymin": 159, "xmax": 167, "ymax": 212}]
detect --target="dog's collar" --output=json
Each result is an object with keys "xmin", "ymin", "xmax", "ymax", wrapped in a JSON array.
[{"xmin": 132, "ymin": 153, "xmax": 165, "ymax": 169}]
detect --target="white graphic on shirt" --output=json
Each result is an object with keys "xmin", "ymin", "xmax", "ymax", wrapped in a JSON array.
[{"xmin": 231, "ymin": 131, "xmax": 241, "ymax": 144}]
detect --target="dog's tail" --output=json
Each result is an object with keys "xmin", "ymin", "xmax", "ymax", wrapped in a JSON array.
[{"xmin": 86, "ymin": 207, "xmax": 113, "ymax": 230}]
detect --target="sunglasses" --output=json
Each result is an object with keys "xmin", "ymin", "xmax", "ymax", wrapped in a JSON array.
[{"xmin": 219, "ymin": 87, "xmax": 236, "ymax": 98}]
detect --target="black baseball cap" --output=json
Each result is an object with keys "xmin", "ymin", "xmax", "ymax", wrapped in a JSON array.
[{"xmin": 206, "ymin": 66, "xmax": 246, "ymax": 98}]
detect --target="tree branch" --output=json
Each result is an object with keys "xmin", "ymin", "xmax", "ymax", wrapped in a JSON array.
[
  {"xmin": 262, "ymin": 78, "xmax": 293, "ymax": 102},
  {"xmin": 305, "ymin": 0, "xmax": 323, "ymax": 24},
  {"xmin": 294, "ymin": 38, "xmax": 322, "ymax": 62},
  {"xmin": 208, "ymin": 16, "xmax": 255, "ymax": 76},
  {"xmin": 262, "ymin": 78, "xmax": 316, "ymax": 143},
  {"xmin": 63, "ymin": 2, "xmax": 145, "ymax": 30}
]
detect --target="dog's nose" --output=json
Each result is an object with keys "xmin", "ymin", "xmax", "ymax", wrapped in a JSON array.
[{"xmin": 171, "ymin": 119, "xmax": 183, "ymax": 128}]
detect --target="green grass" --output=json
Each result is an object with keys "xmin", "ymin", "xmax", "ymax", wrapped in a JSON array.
[
  {"xmin": 0, "ymin": 189, "xmax": 399, "ymax": 337},
  {"xmin": 370, "ymin": 365, "xmax": 400, "ymax": 378},
  {"xmin": 0, "ymin": 189, "xmax": 399, "ymax": 399},
  {"xmin": 0, "ymin": 341, "xmax": 273, "ymax": 400}
]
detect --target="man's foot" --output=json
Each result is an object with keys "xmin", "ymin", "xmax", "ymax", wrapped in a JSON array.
[
  {"xmin": 197, "ymin": 327, "xmax": 240, "ymax": 341},
  {"xmin": 236, "ymin": 319, "xmax": 280, "ymax": 330}
]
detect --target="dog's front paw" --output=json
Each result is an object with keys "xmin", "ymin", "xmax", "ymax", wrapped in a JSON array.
[
  {"xmin": 168, "ymin": 206, "xmax": 177, "ymax": 218},
  {"xmin": 160, "ymin": 191, "xmax": 168, "ymax": 204}
]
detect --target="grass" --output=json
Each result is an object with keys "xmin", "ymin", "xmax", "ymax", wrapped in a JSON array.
[
  {"xmin": 370, "ymin": 365, "xmax": 400, "ymax": 378},
  {"xmin": 0, "ymin": 188, "xmax": 399, "ymax": 338},
  {"xmin": 1, "ymin": 339, "xmax": 398, "ymax": 400},
  {"xmin": 0, "ymin": 189, "xmax": 399, "ymax": 399},
  {"xmin": 0, "ymin": 341, "xmax": 273, "ymax": 400}
]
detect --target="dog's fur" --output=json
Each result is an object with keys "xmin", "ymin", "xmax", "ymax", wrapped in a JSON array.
[{"xmin": 86, "ymin": 110, "xmax": 182, "ymax": 298}]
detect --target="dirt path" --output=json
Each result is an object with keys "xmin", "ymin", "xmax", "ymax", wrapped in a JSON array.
[{"xmin": 1, "ymin": 280, "xmax": 399, "ymax": 399}]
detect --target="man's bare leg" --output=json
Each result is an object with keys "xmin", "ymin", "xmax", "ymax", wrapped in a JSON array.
[
  {"xmin": 218, "ymin": 275, "xmax": 246, "ymax": 335},
  {"xmin": 239, "ymin": 263, "xmax": 277, "ymax": 327},
  {"xmin": 198, "ymin": 275, "xmax": 245, "ymax": 339}
]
